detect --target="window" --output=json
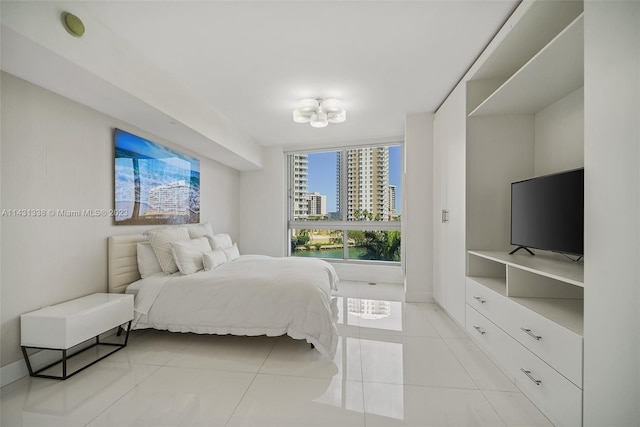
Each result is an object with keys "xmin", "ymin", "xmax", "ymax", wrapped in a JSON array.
[{"xmin": 287, "ymin": 144, "xmax": 402, "ymax": 263}]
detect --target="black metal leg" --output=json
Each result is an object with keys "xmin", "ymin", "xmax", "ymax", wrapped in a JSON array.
[
  {"xmin": 122, "ymin": 321, "xmax": 132, "ymax": 346},
  {"xmin": 62, "ymin": 349, "xmax": 67, "ymax": 379},
  {"xmin": 21, "ymin": 346, "xmax": 34, "ymax": 376},
  {"xmin": 21, "ymin": 321, "xmax": 133, "ymax": 380}
]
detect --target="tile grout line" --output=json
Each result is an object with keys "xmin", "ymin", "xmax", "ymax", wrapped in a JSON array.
[
  {"xmin": 83, "ymin": 360, "xmax": 162, "ymax": 426},
  {"xmin": 86, "ymin": 329, "xmax": 180, "ymax": 426},
  {"xmin": 222, "ymin": 335, "xmax": 280, "ymax": 427},
  {"xmin": 440, "ymin": 336, "xmax": 485, "ymax": 392}
]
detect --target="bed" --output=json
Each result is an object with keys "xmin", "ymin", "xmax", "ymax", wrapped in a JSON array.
[{"xmin": 108, "ymin": 231, "xmax": 339, "ymax": 358}]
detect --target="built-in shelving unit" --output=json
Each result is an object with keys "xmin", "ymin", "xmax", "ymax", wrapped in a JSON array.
[
  {"xmin": 469, "ymin": 14, "xmax": 584, "ymax": 117},
  {"xmin": 468, "ymin": 250, "xmax": 584, "ymax": 334},
  {"xmin": 469, "ymin": 250, "xmax": 584, "ymax": 287},
  {"xmin": 466, "ymin": 250, "xmax": 584, "ymax": 426},
  {"xmin": 460, "ymin": 1, "xmax": 585, "ymax": 425},
  {"xmin": 434, "ymin": 0, "xmax": 638, "ymax": 422}
]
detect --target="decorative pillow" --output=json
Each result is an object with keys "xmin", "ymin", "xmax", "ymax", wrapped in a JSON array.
[
  {"xmin": 170, "ymin": 237, "xmax": 212, "ymax": 275},
  {"xmin": 203, "ymin": 248, "xmax": 228, "ymax": 271},
  {"xmin": 136, "ymin": 242, "xmax": 162, "ymax": 278},
  {"xmin": 143, "ymin": 226, "xmax": 191, "ymax": 274},
  {"xmin": 210, "ymin": 233, "xmax": 233, "ymax": 250},
  {"xmin": 184, "ymin": 222, "xmax": 214, "ymax": 240},
  {"xmin": 223, "ymin": 242, "xmax": 240, "ymax": 262}
]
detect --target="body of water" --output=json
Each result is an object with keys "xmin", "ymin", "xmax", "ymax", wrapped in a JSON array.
[{"xmin": 293, "ymin": 247, "xmax": 366, "ymax": 259}]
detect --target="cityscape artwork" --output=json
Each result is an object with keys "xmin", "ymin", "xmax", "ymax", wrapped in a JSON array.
[{"xmin": 114, "ymin": 128, "xmax": 200, "ymax": 225}]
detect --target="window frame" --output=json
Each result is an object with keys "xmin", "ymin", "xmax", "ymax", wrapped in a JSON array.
[{"xmin": 286, "ymin": 143, "xmax": 402, "ymax": 264}]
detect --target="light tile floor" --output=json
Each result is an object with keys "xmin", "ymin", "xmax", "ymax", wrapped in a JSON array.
[{"xmin": 1, "ymin": 281, "xmax": 553, "ymax": 426}]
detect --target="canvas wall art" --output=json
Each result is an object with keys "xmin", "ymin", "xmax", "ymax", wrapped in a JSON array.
[{"xmin": 114, "ymin": 128, "xmax": 200, "ymax": 225}]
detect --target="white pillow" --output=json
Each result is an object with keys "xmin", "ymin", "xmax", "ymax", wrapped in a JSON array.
[
  {"xmin": 143, "ymin": 227, "xmax": 191, "ymax": 274},
  {"xmin": 170, "ymin": 237, "xmax": 212, "ymax": 275},
  {"xmin": 223, "ymin": 242, "xmax": 240, "ymax": 261},
  {"xmin": 136, "ymin": 242, "xmax": 162, "ymax": 278},
  {"xmin": 203, "ymin": 248, "xmax": 228, "ymax": 271},
  {"xmin": 184, "ymin": 222, "xmax": 214, "ymax": 240},
  {"xmin": 210, "ymin": 233, "xmax": 233, "ymax": 250}
]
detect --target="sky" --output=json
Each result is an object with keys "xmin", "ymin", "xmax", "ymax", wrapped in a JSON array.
[{"xmin": 306, "ymin": 145, "xmax": 402, "ymax": 214}]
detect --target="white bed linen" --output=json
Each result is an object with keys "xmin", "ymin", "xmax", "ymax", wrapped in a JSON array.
[{"xmin": 126, "ymin": 255, "xmax": 339, "ymax": 358}]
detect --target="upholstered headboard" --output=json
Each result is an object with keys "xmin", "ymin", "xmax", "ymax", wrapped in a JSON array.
[{"xmin": 108, "ymin": 234, "xmax": 147, "ymax": 293}]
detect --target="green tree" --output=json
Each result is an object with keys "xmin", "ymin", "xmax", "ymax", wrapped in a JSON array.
[
  {"xmin": 348, "ymin": 230, "xmax": 366, "ymax": 246},
  {"xmin": 291, "ymin": 230, "xmax": 311, "ymax": 252},
  {"xmin": 329, "ymin": 229, "xmax": 343, "ymax": 244},
  {"xmin": 360, "ymin": 231, "xmax": 401, "ymax": 261}
]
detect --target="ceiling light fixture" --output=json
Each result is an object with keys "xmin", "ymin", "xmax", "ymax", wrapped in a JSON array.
[{"xmin": 293, "ymin": 98, "xmax": 346, "ymax": 128}]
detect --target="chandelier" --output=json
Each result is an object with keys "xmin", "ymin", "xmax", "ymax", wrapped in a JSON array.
[{"xmin": 293, "ymin": 98, "xmax": 346, "ymax": 128}]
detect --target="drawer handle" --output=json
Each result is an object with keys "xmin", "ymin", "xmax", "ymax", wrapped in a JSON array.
[
  {"xmin": 520, "ymin": 368, "xmax": 542, "ymax": 385},
  {"xmin": 473, "ymin": 296, "xmax": 486, "ymax": 304},
  {"xmin": 520, "ymin": 327, "xmax": 542, "ymax": 341},
  {"xmin": 473, "ymin": 325, "xmax": 486, "ymax": 335}
]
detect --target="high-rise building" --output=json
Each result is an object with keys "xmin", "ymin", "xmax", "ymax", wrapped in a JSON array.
[
  {"xmin": 306, "ymin": 192, "xmax": 327, "ymax": 216},
  {"xmin": 147, "ymin": 180, "xmax": 190, "ymax": 215},
  {"xmin": 292, "ymin": 154, "xmax": 308, "ymax": 218},
  {"xmin": 348, "ymin": 299, "xmax": 391, "ymax": 319},
  {"xmin": 388, "ymin": 184, "xmax": 397, "ymax": 214},
  {"xmin": 337, "ymin": 147, "xmax": 390, "ymax": 220}
]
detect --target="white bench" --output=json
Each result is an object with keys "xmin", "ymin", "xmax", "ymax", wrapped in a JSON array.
[{"xmin": 21, "ymin": 293, "xmax": 134, "ymax": 380}]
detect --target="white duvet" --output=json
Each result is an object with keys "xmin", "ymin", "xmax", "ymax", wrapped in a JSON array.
[{"xmin": 127, "ymin": 255, "xmax": 339, "ymax": 358}]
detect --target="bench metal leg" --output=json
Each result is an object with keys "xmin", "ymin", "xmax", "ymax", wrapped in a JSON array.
[{"xmin": 21, "ymin": 320, "xmax": 132, "ymax": 380}]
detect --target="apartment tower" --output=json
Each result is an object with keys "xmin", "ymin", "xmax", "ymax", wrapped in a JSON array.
[
  {"xmin": 291, "ymin": 154, "xmax": 308, "ymax": 218},
  {"xmin": 337, "ymin": 147, "xmax": 390, "ymax": 221}
]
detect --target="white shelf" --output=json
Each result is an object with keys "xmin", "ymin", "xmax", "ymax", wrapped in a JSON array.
[
  {"xmin": 467, "ymin": 276, "xmax": 506, "ymax": 296},
  {"xmin": 468, "ymin": 250, "xmax": 583, "ymax": 334},
  {"xmin": 469, "ymin": 250, "xmax": 583, "ymax": 287},
  {"xmin": 469, "ymin": 14, "xmax": 584, "ymax": 117},
  {"xmin": 513, "ymin": 297, "xmax": 584, "ymax": 335}
]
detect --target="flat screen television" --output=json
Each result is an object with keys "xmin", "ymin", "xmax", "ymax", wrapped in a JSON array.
[{"xmin": 510, "ymin": 168, "xmax": 584, "ymax": 256}]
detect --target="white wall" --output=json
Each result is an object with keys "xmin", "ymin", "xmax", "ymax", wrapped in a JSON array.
[
  {"xmin": 534, "ymin": 87, "xmax": 584, "ymax": 176},
  {"xmin": 1, "ymin": 2, "xmax": 262, "ymax": 171},
  {"xmin": 466, "ymin": 115, "xmax": 535, "ymax": 252},
  {"xmin": 0, "ymin": 72, "xmax": 241, "ymax": 372},
  {"xmin": 583, "ymin": 1, "xmax": 640, "ymax": 424},
  {"xmin": 238, "ymin": 146, "xmax": 287, "ymax": 257},
  {"xmin": 404, "ymin": 113, "xmax": 434, "ymax": 302}
]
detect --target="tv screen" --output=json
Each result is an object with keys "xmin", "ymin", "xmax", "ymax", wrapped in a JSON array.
[{"xmin": 510, "ymin": 168, "xmax": 584, "ymax": 256}]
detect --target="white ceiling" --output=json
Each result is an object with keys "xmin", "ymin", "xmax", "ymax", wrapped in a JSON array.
[{"xmin": 1, "ymin": 1, "xmax": 519, "ymax": 166}]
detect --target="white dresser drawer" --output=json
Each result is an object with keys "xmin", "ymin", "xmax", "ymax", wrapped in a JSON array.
[
  {"xmin": 465, "ymin": 304, "xmax": 520, "ymax": 381},
  {"xmin": 467, "ymin": 277, "xmax": 583, "ymax": 388},
  {"xmin": 466, "ymin": 278, "xmax": 512, "ymax": 326},
  {"xmin": 500, "ymin": 301, "xmax": 583, "ymax": 388},
  {"xmin": 467, "ymin": 304, "xmax": 582, "ymax": 427},
  {"xmin": 514, "ymin": 340, "xmax": 583, "ymax": 427}
]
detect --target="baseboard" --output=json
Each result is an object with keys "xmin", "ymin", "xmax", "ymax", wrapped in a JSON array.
[
  {"xmin": 0, "ymin": 350, "xmax": 60, "ymax": 387},
  {"xmin": 1, "ymin": 329, "xmax": 118, "ymax": 388},
  {"xmin": 404, "ymin": 291, "xmax": 434, "ymax": 303},
  {"xmin": 330, "ymin": 262, "xmax": 403, "ymax": 284}
]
